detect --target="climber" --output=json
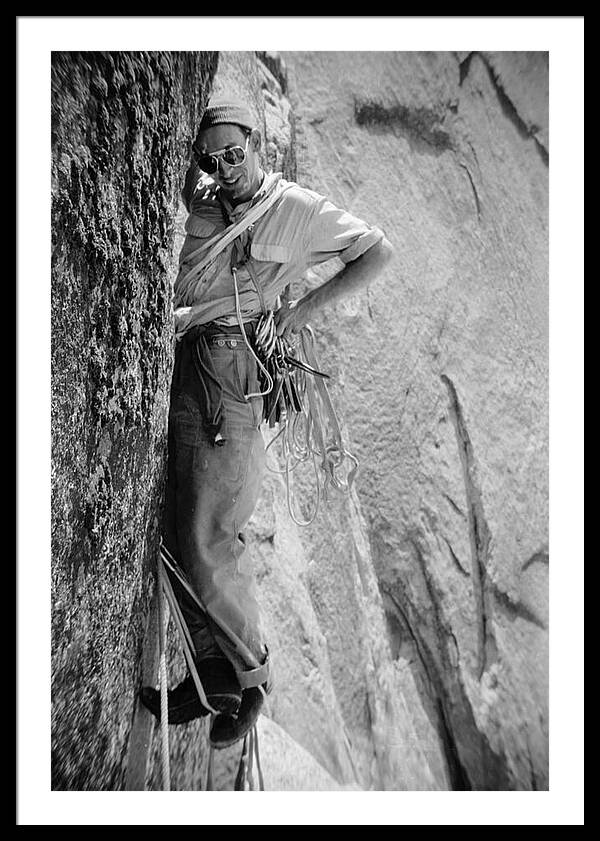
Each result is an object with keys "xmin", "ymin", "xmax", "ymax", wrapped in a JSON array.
[{"xmin": 140, "ymin": 96, "xmax": 393, "ymax": 749}]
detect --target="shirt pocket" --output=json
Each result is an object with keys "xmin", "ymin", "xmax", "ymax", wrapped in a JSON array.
[
  {"xmin": 179, "ymin": 216, "xmax": 221, "ymax": 285},
  {"xmin": 185, "ymin": 214, "xmax": 218, "ymax": 238},
  {"xmin": 250, "ymin": 241, "xmax": 292, "ymax": 264}
]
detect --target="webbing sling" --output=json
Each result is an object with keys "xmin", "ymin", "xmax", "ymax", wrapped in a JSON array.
[
  {"xmin": 160, "ymin": 544, "xmax": 269, "ymax": 686},
  {"xmin": 153, "ymin": 546, "xmax": 269, "ymax": 792},
  {"xmin": 158, "ymin": 552, "xmax": 220, "ymax": 714},
  {"xmin": 154, "ymin": 548, "xmax": 220, "ymax": 792}
]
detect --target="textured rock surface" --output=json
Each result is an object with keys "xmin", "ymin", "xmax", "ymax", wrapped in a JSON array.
[
  {"xmin": 51, "ymin": 50, "xmax": 218, "ymax": 790},
  {"xmin": 281, "ymin": 50, "xmax": 549, "ymax": 790},
  {"xmin": 51, "ymin": 50, "xmax": 548, "ymax": 792},
  {"xmin": 239, "ymin": 715, "xmax": 361, "ymax": 791}
]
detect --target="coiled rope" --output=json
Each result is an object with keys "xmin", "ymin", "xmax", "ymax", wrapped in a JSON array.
[
  {"xmin": 230, "ymin": 231, "xmax": 358, "ymax": 526},
  {"xmin": 255, "ymin": 320, "xmax": 359, "ymax": 526}
]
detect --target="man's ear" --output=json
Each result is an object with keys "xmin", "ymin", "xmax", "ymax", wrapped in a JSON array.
[{"xmin": 250, "ymin": 128, "xmax": 262, "ymax": 153}]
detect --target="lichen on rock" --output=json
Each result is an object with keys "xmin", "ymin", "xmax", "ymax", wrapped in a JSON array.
[{"xmin": 51, "ymin": 50, "xmax": 218, "ymax": 790}]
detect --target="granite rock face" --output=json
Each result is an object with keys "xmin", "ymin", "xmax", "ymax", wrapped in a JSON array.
[
  {"xmin": 280, "ymin": 50, "xmax": 549, "ymax": 790},
  {"xmin": 51, "ymin": 50, "xmax": 218, "ymax": 790},
  {"xmin": 51, "ymin": 50, "xmax": 548, "ymax": 792}
]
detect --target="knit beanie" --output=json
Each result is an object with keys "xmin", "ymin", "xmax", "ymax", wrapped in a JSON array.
[{"xmin": 198, "ymin": 97, "xmax": 256, "ymax": 133}]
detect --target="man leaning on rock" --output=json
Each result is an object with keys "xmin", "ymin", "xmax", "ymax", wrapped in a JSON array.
[{"xmin": 141, "ymin": 96, "xmax": 393, "ymax": 749}]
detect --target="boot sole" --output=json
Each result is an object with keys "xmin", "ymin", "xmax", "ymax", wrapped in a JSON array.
[
  {"xmin": 209, "ymin": 715, "xmax": 261, "ymax": 750},
  {"xmin": 209, "ymin": 694, "xmax": 264, "ymax": 749},
  {"xmin": 208, "ymin": 693, "xmax": 242, "ymax": 716},
  {"xmin": 139, "ymin": 688, "xmax": 241, "ymax": 723}
]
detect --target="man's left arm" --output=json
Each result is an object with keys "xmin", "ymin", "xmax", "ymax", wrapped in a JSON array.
[
  {"xmin": 275, "ymin": 236, "xmax": 394, "ymax": 338},
  {"xmin": 273, "ymin": 188, "xmax": 395, "ymax": 339}
]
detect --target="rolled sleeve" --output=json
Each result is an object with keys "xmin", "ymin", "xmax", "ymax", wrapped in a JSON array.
[{"xmin": 305, "ymin": 196, "xmax": 385, "ymax": 267}]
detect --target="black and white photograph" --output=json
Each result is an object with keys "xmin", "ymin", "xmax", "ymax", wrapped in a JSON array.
[{"xmin": 17, "ymin": 15, "xmax": 584, "ymax": 825}]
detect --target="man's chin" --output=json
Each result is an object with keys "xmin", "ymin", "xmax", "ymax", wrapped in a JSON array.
[{"xmin": 223, "ymin": 181, "xmax": 252, "ymax": 204}]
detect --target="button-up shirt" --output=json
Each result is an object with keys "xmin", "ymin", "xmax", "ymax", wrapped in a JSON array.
[{"xmin": 173, "ymin": 169, "xmax": 384, "ymax": 334}]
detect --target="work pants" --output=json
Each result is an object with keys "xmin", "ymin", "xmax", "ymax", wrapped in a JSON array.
[{"xmin": 162, "ymin": 324, "xmax": 267, "ymax": 675}]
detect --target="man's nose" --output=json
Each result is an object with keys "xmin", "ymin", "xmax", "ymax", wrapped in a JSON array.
[{"xmin": 218, "ymin": 158, "xmax": 236, "ymax": 178}]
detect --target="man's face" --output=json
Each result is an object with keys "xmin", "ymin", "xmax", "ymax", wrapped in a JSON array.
[{"xmin": 196, "ymin": 124, "xmax": 262, "ymax": 205}]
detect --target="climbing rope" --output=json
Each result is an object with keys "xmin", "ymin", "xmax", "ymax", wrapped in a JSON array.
[
  {"xmin": 205, "ymin": 742, "xmax": 215, "ymax": 791},
  {"xmin": 234, "ymin": 725, "xmax": 264, "ymax": 791},
  {"xmin": 156, "ymin": 557, "xmax": 171, "ymax": 791}
]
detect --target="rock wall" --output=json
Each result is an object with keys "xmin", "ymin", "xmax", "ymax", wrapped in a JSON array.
[
  {"xmin": 281, "ymin": 50, "xmax": 549, "ymax": 790},
  {"xmin": 51, "ymin": 50, "xmax": 218, "ymax": 790},
  {"xmin": 51, "ymin": 50, "xmax": 548, "ymax": 792}
]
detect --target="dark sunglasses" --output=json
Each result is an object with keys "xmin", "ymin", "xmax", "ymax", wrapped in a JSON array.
[{"xmin": 193, "ymin": 134, "xmax": 251, "ymax": 174}]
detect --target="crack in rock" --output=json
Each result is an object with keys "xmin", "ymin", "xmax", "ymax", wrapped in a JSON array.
[
  {"xmin": 460, "ymin": 52, "xmax": 548, "ymax": 166},
  {"xmin": 459, "ymin": 162, "xmax": 482, "ymax": 220},
  {"xmin": 522, "ymin": 549, "xmax": 549, "ymax": 572},
  {"xmin": 380, "ymin": 584, "xmax": 472, "ymax": 790},
  {"xmin": 526, "ymin": 735, "xmax": 539, "ymax": 791},
  {"xmin": 441, "ymin": 375, "xmax": 497, "ymax": 679},
  {"xmin": 443, "ymin": 492, "xmax": 467, "ymax": 519},
  {"xmin": 435, "ymin": 697, "xmax": 471, "ymax": 791},
  {"xmin": 490, "ymin": 583, "xmax": 547, "ymax": 631},
  {"xmin": 256, "ymin": 50, "xmax": 288, "ymax": 95},
  {"xmin": 443, "ymin": 536, "xmax": 471, "ymax": 578},
  {"xmin": 458, "ymin": 52, "xmax": 475, "ymax": 87},
  {"xmin": 479, "ymin": 53, "xmax": 549, "ymax": 164},
  {"xmin": 379, "ymin": 549, "xmax": 511, "ymax": 789}
]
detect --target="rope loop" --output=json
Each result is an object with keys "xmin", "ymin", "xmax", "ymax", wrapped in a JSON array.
[{"xmin": 261, "ymin": 323, "xmax": 359, "ymax": 526}]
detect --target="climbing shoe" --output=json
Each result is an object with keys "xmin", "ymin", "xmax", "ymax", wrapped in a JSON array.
[
  {"xmin": 209, "ymin": 685, "xmax": 266, "ymax": 749},
  {"xmin": 139, "ymin": 656, "xmax": 242, "ymax": 724}
]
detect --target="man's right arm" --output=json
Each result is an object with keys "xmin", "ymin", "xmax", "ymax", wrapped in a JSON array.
[{"xmin": 182, "ymin": 159, "xmax": 201, "ymax": 212}]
